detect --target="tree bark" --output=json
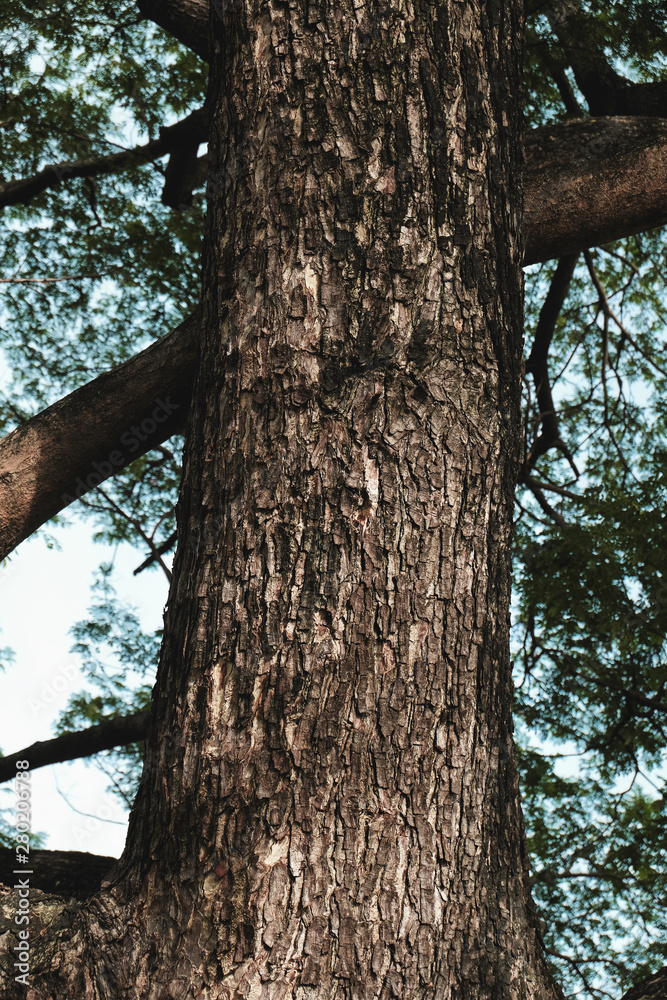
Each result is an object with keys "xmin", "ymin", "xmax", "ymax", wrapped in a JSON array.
[
  {"xmin": 121, "ymin": 1, "xmax": 560, "ymax": 995},
  {"xmin": 0, "ymin": 2, "xmax": 581, "ymax": 995},
  {"xmin": 523, "ymin": 116, "xmax": 667, "ymax": 264},
  {"xmin": 0, "ymin": 0, "xmax": 565, "ymax": 997}
]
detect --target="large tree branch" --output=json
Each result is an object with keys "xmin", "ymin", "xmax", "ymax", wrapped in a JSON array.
[
  {"xmin": 0, "ymin": 849, "xmax": 116, "ymax": 898},
  {"xmin": 0, "ymin": 712, "xmax": 149, "ymax": 785},
  {"xmin": 523, "ymin": 117, "xmax": 667, "ymax": 265},
  {"xmin": 0, "ymin": 311, "xmax": 199, "ymax": 561},
  {"xmin": 137, "ymin": 0, "xmax": 210, "ymax": 62},
  {"xmin": 2, "ymin": 119, "xmax": 667, "ymax": 558},
  {"xmin": 0, "ymin": 109, "xmax": 207, "ymax": 211}
]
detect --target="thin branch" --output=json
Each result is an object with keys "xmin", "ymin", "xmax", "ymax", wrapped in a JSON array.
[
  {"xmin": 547, "ymin": 0, "xmax": 667, "ymax": 117},
  {"xmin": 53, "ymin": 771, "xmax": 128, "ymax": 824},
  {"xmin": 520, "ymin": 476, "xmax": 569, "ymax": 528},
  {"xmin": 536, "ymin": 869, "xmax": 633, "ymax": 885},
  {"xmin": 0, "ymin": 273, "xmax": 114, "ymax": 285},
  {"xmin": 94, "ymin": 756, "xmax": 135, "ymax": 810},
  {"xmin": 584, "ymin": 251, "xmax": 667, "ymax": 379},
  {"xmin": 0, "ymin": 711, "xmax": 150, "ymax": 784},
  {"xmin": 548, "ymin": 62, "xmax": 583, "ymax": 116},
  {"xmin": 584, "ymin": 251, "xmax": 638, "ymax": 480},
  {"xmin": 544, "ymin": 947, "xmax": 615, "ymax": 1000},
  {"xmin": 522, "ymin": 475, "xmax": 579, "ymax": 501},
  {"xmin": 533, "ymin": 34, "xmax": 583, "ymax": 115},
  {"xmin": 92, "ymin": 485, "xmax": 173, "ymax": 581},
  {"xmin": 524, "ymin": 253, "xmax": 579, "ymax": 470},
  {"xmin": 0, "ymin": 108, "xmax": 206, "ymax": 210},
  {"xmin": 134, "ymin": 528, "xmax": 178, "ymax": 576},
  {"xmin": 585, "ymin": 676, "xmax": 667, "ymax": 718},
  {"xmin": 149, "ymin": 504, "xmax": 177, "ymax": 540}
]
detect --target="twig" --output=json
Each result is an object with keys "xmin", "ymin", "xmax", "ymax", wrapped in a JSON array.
[
  {"xmin": 584, "ymin": 250, "xmax": 667, "ymax": 379},
  {"xmin": 94, "ymin": 485, "xmax": 173, "ymax": 581},
  {"xmin": 134, "ymin": 528, "xmax": 178, "ymax": 576},
  {"xmin": 522, "ymin": 474, "xmax": 579, "ymax": 501},
  {"xmin": 520, "ymin": 476, "xmax": 569, "ymax": 528},
  {"xmin": 0, "ymin": 273, "xmax": 113, "ymax": 284}
]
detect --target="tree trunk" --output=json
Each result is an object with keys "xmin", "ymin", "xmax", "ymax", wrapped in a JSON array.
[{"xmin": 0, "ymin": 1, "xmax": 564, "ymax": 997}]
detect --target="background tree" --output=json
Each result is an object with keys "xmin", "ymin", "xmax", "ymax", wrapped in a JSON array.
[{"xmin": 0, "ymin": 0, "xmax": 666, "ymax": 997}]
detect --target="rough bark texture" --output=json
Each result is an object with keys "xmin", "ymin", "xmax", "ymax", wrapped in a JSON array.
[
  {"xmin": 132, "ymin": 1, "xmax": 557, "ymax": 995},
  {"xmin": 0, "ymin": 1, "xmax": 564, "ymax": 996}
]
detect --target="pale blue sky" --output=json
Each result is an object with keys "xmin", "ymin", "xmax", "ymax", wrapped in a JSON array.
[{"xmin": 0, "ymin": 516, "xmax": 168, "ymax": 858}]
